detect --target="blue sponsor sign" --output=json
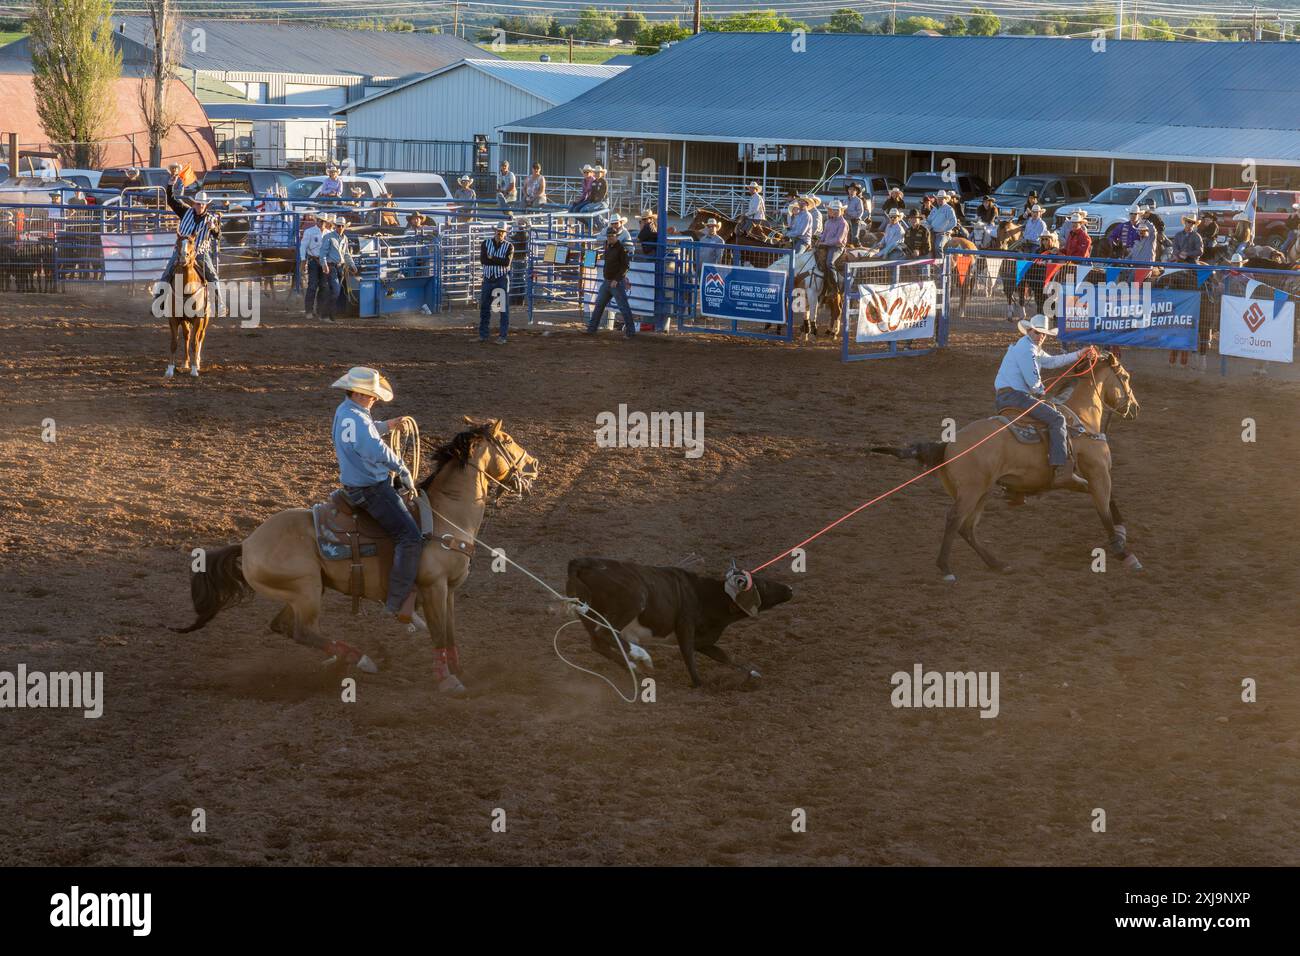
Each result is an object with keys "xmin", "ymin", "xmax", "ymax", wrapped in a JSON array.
[
  {"xmin": 1058, "ymin": 286, "xmax": 1200, "ymax": 350},
  {"xmin": 699, "ymin": 263, "xmax": 786, "ymax": 324}
]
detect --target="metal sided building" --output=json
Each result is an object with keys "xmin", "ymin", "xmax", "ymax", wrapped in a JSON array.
[
  {"xmin": 332, "ymin": 59, "xmax": 625, "ymax": 173},
  {"xmin": 502, "ymin": 32, "xmax": 1300, "ymax": 196}
]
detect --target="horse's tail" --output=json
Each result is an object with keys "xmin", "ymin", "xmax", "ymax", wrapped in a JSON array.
[
  {"xmin": 869, "ymin": 441, "xmax": 949, "ymax": 469},
  {"xmin": 171, "ymin": 544, "xmax": 251, "ymax": 633}
]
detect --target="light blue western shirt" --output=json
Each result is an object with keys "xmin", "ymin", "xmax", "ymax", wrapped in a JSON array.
[
  {"xmin": 994, "ymin": 335, "xmax": 1082, "ymax": 396},
  {"xmin": 333, "ymin": 398, "xmax": 406, "ymax": 487}
]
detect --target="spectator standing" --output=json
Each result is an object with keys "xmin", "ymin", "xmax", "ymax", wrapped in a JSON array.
[
  {"xmin": 636, "ymin": 211, "xmax": 659, "ymax": 255},
  {"xmin": 584, "ymin": 224, "xmax": 637, "ymax": 338},
  {"xmin": 698, "ymin": 218, "xmax": 725, "ymax": 265},
  {"xmin": 1063, "ymin": 211, "xmax": 1092, "ymax": 258},
  {"xmin": 845, "ymin": 182, "xmax": 866, "ymax": 245},
  {"xmin": 496, "ymin": 161, "xmax": 517, "ymax": 211},
  {"xmin": 523, "ymin": 163, "xmax": 547, "ymax": 209},
  {"xmin": 298, "ymin": 212, "xmax": 325, "ymax": 319},
  {"xmin": 478, "ymin": 221, "xmax": 513, "ymax": 343},
  {"xmin": 926, "ymin": 192, "xmax": 958, "ymax": 254}
]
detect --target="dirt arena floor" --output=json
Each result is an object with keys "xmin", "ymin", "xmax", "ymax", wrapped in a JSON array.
[{"xmin": 1, "ymin": 291, "xmax": 1297, "ymax": 867}]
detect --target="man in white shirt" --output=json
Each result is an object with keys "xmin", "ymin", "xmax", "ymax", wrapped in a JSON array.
[
  {"xmin": 993, "ymin": 314, "xmax": 1097, "ymax": 491},
  {"xmin": 926, "ymin": 191, "xmax": 959, "ymax": 253},
  {"xmin": 737, "ymin": 182, "xmax": 765, "ymax": 238},
  {"xmin": 1023, "ymin": 205, "xmax": 1047, "ymax": 244},
  {"xmin": 298, "ymin": 212, "xmax": 325, "ymax": 319}
]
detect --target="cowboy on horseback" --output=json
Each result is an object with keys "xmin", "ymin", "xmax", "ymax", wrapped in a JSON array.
[
  {"xmin": 162, "ymin": 179, "xmax": 221, "ymax": 315},
  {"xmin": 737, "ymin": 182, "xmax": 765, "ymax": 239},
  {"xmin": 331, "ymin": 367, "xmax": 423, "ymax": 622},
  {"xmin": 815, "ymin": 200, "xmax": 849, "ymax": 296},
  {"xmin": 994, "ymin": 315, "xmax": 1098, "ymax": 492}
]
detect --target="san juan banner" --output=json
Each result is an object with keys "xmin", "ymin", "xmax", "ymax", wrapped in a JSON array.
[
  {"xmin": 699, "ymin": 262, "xmax": 787, "ymax": 324},
  {"xmin": 1058, "ymin": 285, "xmax": 1200, "ymax": 350},
  {"xmin": 855, "ymin": 279, "xmax": 937, "ymax": 343},
  {"xmin": 1219, "ymin": 288, "xmax": 1294, "ymax": 363}
]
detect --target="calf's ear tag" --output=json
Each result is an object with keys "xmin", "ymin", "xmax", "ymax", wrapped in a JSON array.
[{"xmin": 724, "ymin": 560, "xmax": 761, "ymax": 618}]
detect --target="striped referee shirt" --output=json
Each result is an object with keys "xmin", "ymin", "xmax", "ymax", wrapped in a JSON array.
[
  {"xmin": 177, "ymin": 207, "xmax": 215, "ymax": 250},
  {"xmin": 479, "ymin": 236, "xmax": 513, "ymax": 279}
]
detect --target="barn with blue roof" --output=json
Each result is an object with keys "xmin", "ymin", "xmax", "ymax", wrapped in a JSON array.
[{"xmin": 501, "ymin": 32, "xmax": 1300, "ymax": 193}]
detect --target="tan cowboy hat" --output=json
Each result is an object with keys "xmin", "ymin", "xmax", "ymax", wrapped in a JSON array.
[
  {"xmin": 889, "ymin": 186, "xmax": 903, "ymax": 194},
  {"xmin": 747, "ymin": 182, "xmax": 762, "ymax": 192},
  {"xmin": 1069, "ymin": 210, "xmax": 1088, "ymax": 223},
  {"xmin": 886, "ymin": 208, "xmax": 904, "ymax": 219},
  {"xmin": 1029, "ymin": 204, "xmax": 1042, "ymax": 213},
  {"xmin": 704, "ymin": 218, "xmax": 720, "ymax": 227},
  {"xmin": 317, "ymin": 213, "xmax": 333, "ymax": 225},
  {"xmin": 1017, "ymin": 314, "xmax": 1059, "ymax": 337},
  {"xmin": 331, "ymin": 366, "xmax": 394, "ymax": 402},
  {"xmin": 592, "ymin": 165, "xmax": 606, "ymax": 173},
  {"xmin": 639, "ymin": 209, "xmax": 657, "ymax": 219}
]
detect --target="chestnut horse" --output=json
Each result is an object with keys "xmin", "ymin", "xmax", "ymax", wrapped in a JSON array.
[
  {"xmin": 174, "ymin": 419, "xmax": 539, "ymax": 696},
  {"xmin": 162, "ymin": 234, "xmax": 212, "ymax": 378},
  {"xmin": 871, "ymin": 351, "xmax": 1141, "ymax": 580}
]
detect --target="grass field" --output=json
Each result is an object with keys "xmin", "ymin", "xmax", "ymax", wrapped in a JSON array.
[
  {"xmin": 0, "ymin": 31, "xmax": 24, "ymax": 46},
  {"xmin": 477, "ymin": 42, "xmax": 629, "ymax": 65}
]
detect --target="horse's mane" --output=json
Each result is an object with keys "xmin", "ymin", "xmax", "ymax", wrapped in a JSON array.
[{"xmin": 418, "ymin": 423, "xmax": 493, "ymax": 491}]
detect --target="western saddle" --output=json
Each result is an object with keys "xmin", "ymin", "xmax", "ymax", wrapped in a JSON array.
[{"xmin": 310, "ymin": 488, "xmax": 475, "ymax": 616}]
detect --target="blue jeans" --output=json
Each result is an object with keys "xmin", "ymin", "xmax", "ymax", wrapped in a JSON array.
[
  {"xmin": 997, "ymin": 388, "xmax": 1068, "ymax": 466},
  {"xmin": 588, "ymin": 278, "xmax": 635, "ymax": 336},
  {"xmin": 348, "ymin": 480, "xmax": 423, "ymax": 613},
  {"xmin": 319, "ymin": 266, "xmax": 341, "ymax": 319},
  {"xmin": 304, "ymin": 258, "xmax": 323, "ymax": 315},
  {"xmin": 480, "ymin": 274, "xmax": 509, "ymax": 339}
]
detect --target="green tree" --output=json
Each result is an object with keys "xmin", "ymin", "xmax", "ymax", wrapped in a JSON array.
[
  {"xmin": 944, "ymin": 15, "xmax": 968, "ymax": 35},
  {"xmin": 616, "ymin": 9, "xmax": 646, "ymax": 43},
  {"xmin": 1142, "ymin": 18, "xmax": 1174, "ymax": 40},
  {"xmin": 634, "ymin": 19, "xmax": 690, "ymax": 54},
  {"xmin": 28, "ymin": 0, "xmax": 121, "ymax": 168},
  {"xmin": 826, "ymin": 8, "xmax": 865, "ymax": 33},
  {"xmin": 967, "ymin": 7, "xmax": 1001, "ymax": 36},
  {"xmin": 575, "ymin": 7, "xmax": 617, "ymax": 42},
  {"xmin": 895, "ymin": 15, "xmax": 944, "ymax": 34},
  {"xmin": 1185, "ymin": 16, "xmax": 1222, "ymax": 40}
]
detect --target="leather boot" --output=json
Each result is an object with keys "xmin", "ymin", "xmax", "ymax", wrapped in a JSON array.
[
  {"xmin": 432, "ymin": 648, "xmax": 467, "ymax": 697},
  {"xmin": 1051, "ymin": 464, "xmax": 1089, "ymax": 492}
]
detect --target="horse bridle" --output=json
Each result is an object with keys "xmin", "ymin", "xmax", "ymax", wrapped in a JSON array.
[
  {"xmin": 468, "ymin": 431, "xmax": 536, "ymax": 501},
  {"xmin": 1094, "ymin": 353, "xmax": 1139, "ymax": 421}
]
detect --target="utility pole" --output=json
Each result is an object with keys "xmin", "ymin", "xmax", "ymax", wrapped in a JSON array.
[
  {"xmin": 891, "ymin": 0, "xmax": 897, "ymax": 34},
  {"xmin": 452, "ymin": 0, "xmax": 459, "ymax": 39},
  {"xmin": 1252, "ymin": 7, "xmax": 1260, "ymax": 41},
  {"xmin": 693, "ymin": 0, "xmax": 701, "ymax": 34},
  {"xmin": 1116, "ymin": 0, "xmax": 1124, "ymax": 40},
  {"xmin": 568, "ymin": 35, "xmax": 573, "ymax": 63}
]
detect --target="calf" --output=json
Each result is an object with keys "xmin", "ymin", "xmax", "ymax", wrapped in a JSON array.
[{"xmin": 565, "ymin": 557, "xmax": 793, "ymax": 687}]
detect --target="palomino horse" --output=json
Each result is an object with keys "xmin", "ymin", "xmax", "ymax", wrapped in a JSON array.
[
  {"xmin": 871, "ymin": 351, "xmax": 1141, "ymax": 580},
  {"xmin": 174, "ymin": 419, "xmax": 539, "ymax": 696},
  {"xmin": 163, "ymin": 234, "xmax": 212, "ymax": 378}
]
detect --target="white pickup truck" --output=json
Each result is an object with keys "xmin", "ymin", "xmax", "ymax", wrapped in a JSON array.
[{"xmin": 1056, "ymin": 181, "xmax": 1198, "ymax": 237}]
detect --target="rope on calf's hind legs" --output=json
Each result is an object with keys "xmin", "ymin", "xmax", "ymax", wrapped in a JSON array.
[{"xmin": 425, "ymin": 506, "xmax": 640, "ymax": 703}]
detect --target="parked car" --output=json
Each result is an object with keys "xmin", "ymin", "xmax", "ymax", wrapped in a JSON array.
[
  {"xmin": 355, "ymin": 171, "xmax": 452, "ymax": 200},
  {"xmin": 902, "ymin": 170, "xmax": 993, "ymax": 209},
  {"xmin": 1256, "ymin": 188, "xmax": 1300, "ymax": 249},
  {"xmin": 813, "ymin": 173, "xmax": 904, "ymax": 224},
  {"xmin": 1062, "ymin": 181, "xmax": 1197, "ymax": 237},
  {"xmin": 199, "ymin": 168, "xmax": 297, "ymax": 201},
  {"xmin": 288, "ymin": 175, "xmax": 386, "ymax": 205},
  {"xmin": 963, "ymin": 173, "xmax": 1094, "ymax": 223},
  {"xmin": 289, "ymin": 174, "xmax": 452, "ymax": 211}
]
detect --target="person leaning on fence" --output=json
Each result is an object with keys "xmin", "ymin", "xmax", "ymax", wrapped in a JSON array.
[
  {"xmin": 636, "ymin": 210, "xmax": 659, "ymax": 256},
  {"xmin": 298, "ymin": 212, "xmax": 325, "ymax": 320},
  {"xmin": 523, "ymin": 163, "xmax": 547, "ymax": 209},
  {"xmin": 607, "ymin": 212, "xmax": 634, "ymax": 248},
  {"xmin": 816, "ymin": 200, "xmax": 849, "ymax": 294},
  {"xmin": 568, "ymin": 165, "xmax": 595, "ymax": 212},
  {"xmin": 1171, "ymin": 213, "xmax": 1204, "ymax": 264},
  {"xmin": 698, "ymin": 218, "xmax": 725, "ymax": 265},
  {"xmin": 870, "ymin": 208, "xmax": 907, "ymax": 259},
  {"xmin": 903, "ymin": 208, "xmax": 932, "ymax": 258},
  {"xmin": 926, "ymin": 190, "xmax": 959, "ymax": 253},
  {"xmin": 496, "ymin": 161, "xmax": 517, "ymax": 211},
  {"xmin": 787, "ymin": 199, "xmax": 814, "ymax": 255},
  {"xmin": 478, "ymin": 221, "xmax": 513, "ymax": 344},
  {"xmin": 1062, "ymin": 211, "xmax": 1092, "ymax": 258},
  {"xmin": 994, "ymin": 314, "xmax": 1098, "ymax": 491},
  {"xmin": 584, "ymin": 224, "xmax": 637, "ymax": 339},
  {"xmin": 737, "ymin": 182, "xmax": 765, "ymax": 238}
]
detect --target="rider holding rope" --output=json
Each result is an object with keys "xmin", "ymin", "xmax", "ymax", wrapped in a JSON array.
[
  {"xmin": 994, "ymin": 316, "xmax": 1097, "ymax": 492},
  {"xmin": 331, "ymin": 367, "xmax": 422, "ymax": 622}
]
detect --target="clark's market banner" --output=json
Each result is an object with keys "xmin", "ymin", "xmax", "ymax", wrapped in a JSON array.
[
  {"xmin": 855, "ymin": 279, "xmax": 937, "ymax": 342},
  {"xmin": 1219, "ymin": 288, "xmax": 1295, "ymax": 363},
  {"xmin": 1058, "ymin": 284, "xmax": 1200, "ymax": 350},
  {"xmin": 699, "ymin": 262, "xmax": 787, "ymax": 324}
]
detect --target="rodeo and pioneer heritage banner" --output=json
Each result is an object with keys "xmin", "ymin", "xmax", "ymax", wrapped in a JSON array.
[
  {"xmin": 1057, "ymin": 284, "xmax": 1200, "ymax": 350},
  {"xmin": 1219, "ymin": 288, "xmax": 1295, "ymax": 363},
  {"xmin": 855, "ymin": 279, "xmax": 937, "ymax": 342},
  {"xmin": 698, "ymin": 262, "xmax": 787, "ymax": 324}
]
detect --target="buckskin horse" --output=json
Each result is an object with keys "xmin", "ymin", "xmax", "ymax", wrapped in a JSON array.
[
  {"xmin": 871, "ymin": 351, "xmax": 1141, "ymax": 580},
  {"xmin": 173, "ymin": 419, "xmax": 539, "ymax": 696},
  {"xmin": 162, "ymin": 234, "xmax": 212, "ymax": 378}
]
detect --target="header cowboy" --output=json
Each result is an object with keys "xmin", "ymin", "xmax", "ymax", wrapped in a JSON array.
[{"xmin": 994, "ymin": 316, "xmax": 1097, "ymax": 491}]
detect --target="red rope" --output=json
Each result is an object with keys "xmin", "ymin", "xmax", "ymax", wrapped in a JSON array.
[{"xmin": 749, "ymin": 351, "xmax": 1093, "ymax": 574}]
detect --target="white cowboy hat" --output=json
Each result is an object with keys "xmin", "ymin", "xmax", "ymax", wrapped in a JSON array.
[
  {"xmin": 1292, "ymin": 202, "xmax": 1300, "ymax": 210},
  {"xmin": 827, "ymin": 199, "xmax": 845, "ymax": 211},
  {"xmin": 1232, "ymin": 211, "xmax": 1250, "ymax": 222},
  {"xmin": 457, "ymin": 174, "xmax": 473, "ymax": 184},
  {"xmin": 331, "ymin": 366, "xmax": 394, "ymax": 402},
  {"xmin": 747, "ymin": 182, "xmax": 762, "ymax": 192},
  {"xmin": 580, "ymin": 164, "xmax": 593, "ymax": 172},
  {"xmin": 889, "ymin": 186, "xmax": 903, "ymax": 193},
  {"xmin": 704, "ymin": 218, "xmax": 720, "ymax": 227},
  {"xmin": 1069, "ymin": 210, "xmax": 1088, "ymax": 223},
  {"xmin": 1017, "ymin": 314, "xmax": 1059, "ymax": 337},
  {"xmin": 493, "ymin": 220, "xmax": 509, "ymax": 231},
  {"xmin": 1029, "ymin": 204, "xmax": 1042, "ymax": 213},
  {"xmin": 592, "ymin": 165, "xmax": 606, "ymax": 173},
  {"xmin": 1229, "ymin": 252, "xmax": 1245, "ymax": 264},
  {"xmin": 886, "ymin": 208, "xmax": 904, "ymax": 219},
  {"xmin": 192, "ymin": 191, "xmax": 210, "ymax": 204},
  {"xmin": 610, "ymin": 213, "xmax": 627, "ymax": 224}
]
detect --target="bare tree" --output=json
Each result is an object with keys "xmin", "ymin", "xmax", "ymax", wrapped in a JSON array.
[
  {"xmin": 138, "ymin": 0, "xmax": 182, "ymax": 167},
  {"xmin": 28, "ymin": 0, "xmax": 121, "ymax": 169}
]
